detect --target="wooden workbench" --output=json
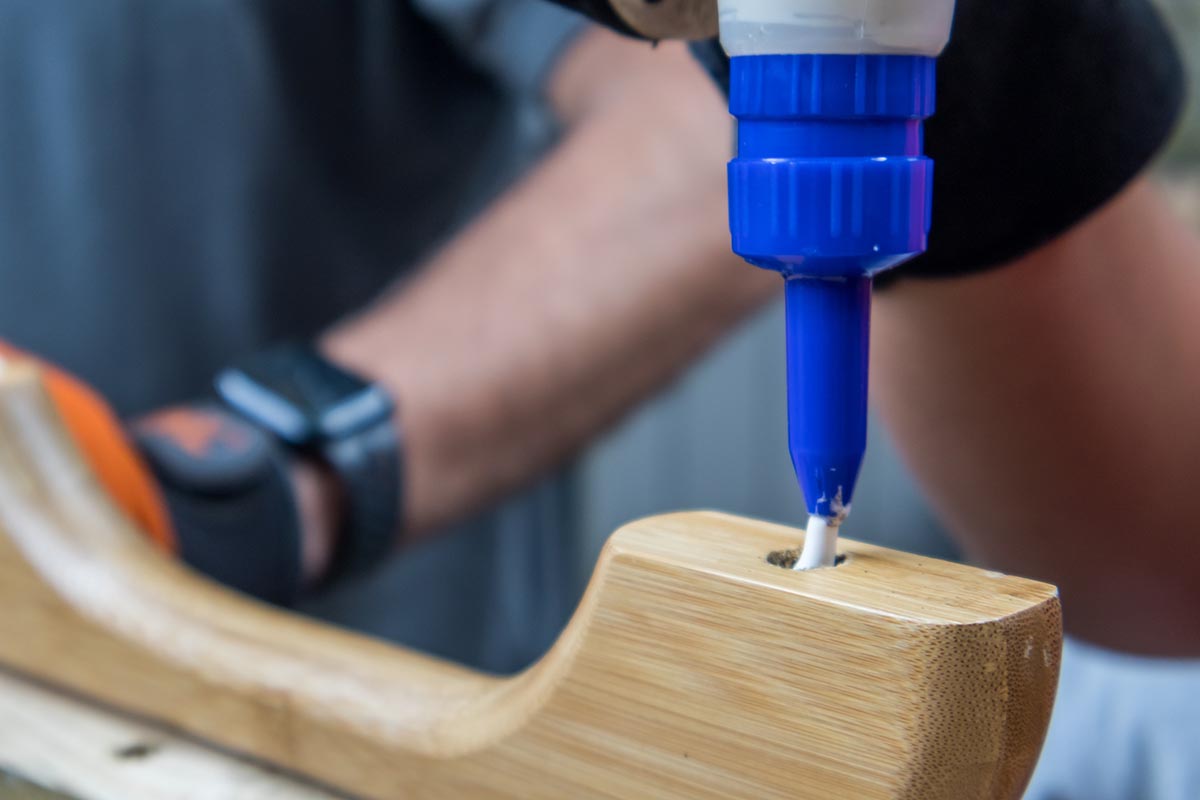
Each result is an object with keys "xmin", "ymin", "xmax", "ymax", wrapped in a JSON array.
[{"xmin": 0, "ymin": 669, "xmax": 338, "ymax": 800}]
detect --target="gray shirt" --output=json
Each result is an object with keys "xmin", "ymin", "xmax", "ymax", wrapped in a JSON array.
[{"xmin": 0, "ymin": 0, "xmax": 584, "ymax": 673}]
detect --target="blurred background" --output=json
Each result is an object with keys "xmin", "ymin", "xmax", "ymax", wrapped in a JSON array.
[
  {"xmin": 0, "ymin": 0, "xmax": 1195, "ymax": 660},
  {"xmin": 0, "ymin": 5, "xmax": 1195, "ymax": 797},
  {"xmin": 0, "ymin": 3, "xmax": 1195, "ymax": 797},
  {"xmin": 573, "ymin": 0, "xmax": 1200, "ymax": 594}
]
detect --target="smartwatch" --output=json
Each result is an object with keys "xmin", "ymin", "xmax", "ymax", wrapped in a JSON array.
[{"xmin": 215, "ymin": 343, "xmax": 401, "ymax": 584}]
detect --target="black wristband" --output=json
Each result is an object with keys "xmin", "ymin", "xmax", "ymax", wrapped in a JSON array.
[
  {"xmin": 320, "ymin": 413, "xmax": 402, "ymax": 584},
  {"xmin": 214, "ymin": 344, "xmax": 401, "ymax": 586},
  {"xmin": 688, "ymin": 39, "xmax": 730, "ymax": 96},
  {"xmin": 132, "ymin": 404, "xmax": 304, "ymax": 606}
]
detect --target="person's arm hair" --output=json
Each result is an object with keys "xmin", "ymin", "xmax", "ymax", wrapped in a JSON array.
[
  {"xmin": 316, "ymin": 29, "xmax": 775, "ymax": 546},
  {"xmin": 872, "ymin": 179, "xmax": 1200, "ymax": 656}
]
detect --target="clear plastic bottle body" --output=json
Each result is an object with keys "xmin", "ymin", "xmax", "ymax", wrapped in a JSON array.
[{"xmin": 718, "ymin": 0, "xmax": 955, "ymax": 57}]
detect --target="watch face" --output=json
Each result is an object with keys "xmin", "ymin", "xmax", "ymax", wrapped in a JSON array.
[{"xmin": 216, "ymin": 344, "xmax": 393, "ymax": 447}]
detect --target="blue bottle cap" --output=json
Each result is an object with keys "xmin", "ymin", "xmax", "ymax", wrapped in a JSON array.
[{"xmin": 729, "ymin": 54, "xmax": 935, "ymax": 277}]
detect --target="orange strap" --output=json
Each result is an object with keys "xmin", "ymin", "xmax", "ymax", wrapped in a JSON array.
[{"xmin": 0, "ymin": 344, "xmax": 176, "ymax": 553}]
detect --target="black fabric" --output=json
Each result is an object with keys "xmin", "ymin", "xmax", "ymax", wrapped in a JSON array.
[
  {"xmin": 689, "ymin": 0, "xmax": 1187, "ymax": 283},
  {"xmin": 133, "ymin": 404, "xmax": 304, "ymax": 606},
  {"xmin": 904, "ymin": 0, "xmax": 1187, "ymax": 280},
  {"xmin": 322, "ymin": 417, "xmax": 404, "ymax": 583},
  {"xmin": 688, "ymin": 39, "xmax": 729, "ymax": 96}
]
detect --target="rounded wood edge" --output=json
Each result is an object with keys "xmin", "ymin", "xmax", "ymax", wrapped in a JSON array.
[
  {"xmin": 0, "ymin": 363, "xmax": 568, "ymax": 755},
  {"xmin": 899, "ymin": 595, "xmax": 1063, "ymax": 800}
]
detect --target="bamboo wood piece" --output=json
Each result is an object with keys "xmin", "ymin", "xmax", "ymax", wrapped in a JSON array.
[{"xmin": 0, "ymin": 363, "xmax": 1062, "ymax": 799}]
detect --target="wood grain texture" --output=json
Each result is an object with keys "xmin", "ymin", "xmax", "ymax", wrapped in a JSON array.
[
  {"xmin": 0, "ymin": 670, "xmax": 340, "ymax": 800},
  {"xmin": 0, "ymin": 362, "xmax": 1062, "ymax": 799},
  {"xmin": 0, "ymin": 772, "xmax": 75, "ymax": 800}
]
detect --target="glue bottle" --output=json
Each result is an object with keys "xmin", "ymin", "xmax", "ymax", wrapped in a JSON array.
[{"xmin": 719, "ymin": 0, "xmax": 956, "ymax": 567}]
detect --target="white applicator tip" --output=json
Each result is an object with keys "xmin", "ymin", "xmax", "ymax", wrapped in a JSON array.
[{"xmin": 795, "ymin": 515, "xmax": 839, "ymax": 571}]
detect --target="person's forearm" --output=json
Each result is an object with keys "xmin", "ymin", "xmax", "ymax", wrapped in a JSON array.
[
  {"xmin": 323, "ymin": 30, "xmax": 775, "ymax": 538},
  {"xmin": 872, "ymin": 179, "xmax": 1200, "ymax": 655}
]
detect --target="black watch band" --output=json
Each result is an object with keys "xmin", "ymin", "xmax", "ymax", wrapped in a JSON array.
[
  {"xmin": 214, "ymin": 343, "xmax": 402, "ymax": 585},
  {"xmin": 321, "ymin": 412, "xmax": 402, "ymax": 583}
]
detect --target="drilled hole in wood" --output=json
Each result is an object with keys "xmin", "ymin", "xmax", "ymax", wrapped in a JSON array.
[
  {"xmin": 766, "ymin": 550, "xmax": 846, "ymax": 569},
  {"xmin": 114, "ymin": 741, "xmax": 159, "ymax": 760}
]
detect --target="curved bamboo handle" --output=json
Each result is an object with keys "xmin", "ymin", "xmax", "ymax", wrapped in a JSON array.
[{"xmin": 0, "ymin": 362, "xmax": 1061, "ymax": 799}]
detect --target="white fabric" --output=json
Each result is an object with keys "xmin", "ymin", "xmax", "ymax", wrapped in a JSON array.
[{"xmin": 1025, "ymin": 638, "xmax": 1200, "ymax": 800}]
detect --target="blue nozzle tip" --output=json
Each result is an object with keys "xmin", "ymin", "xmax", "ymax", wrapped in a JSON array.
[
  {"xmin": 795, "ymin": 458, "xmax": 862, "ymax": 521},
  {"xmin": 785, "ymin": 274, "xmax": 871, "ymax": 520}
]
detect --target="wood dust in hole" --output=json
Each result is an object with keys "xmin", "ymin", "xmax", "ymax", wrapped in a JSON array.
[{"xmin": 766, "ymin": 549, "xmax": 846, "ymax": 569}]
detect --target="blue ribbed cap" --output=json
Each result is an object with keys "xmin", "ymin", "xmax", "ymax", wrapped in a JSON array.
[
  {"xmin": 727, "ymin": 54, "xmax": 938, "ymax": 521},
  {"xmin": 728, "ymin": 54, "xmax": 936, "ymax": 278}
]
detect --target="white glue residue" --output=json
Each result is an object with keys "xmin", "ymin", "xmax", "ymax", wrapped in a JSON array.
[{"xmin": 795, "ymin": 515, "xmax": 840, "ymax": 570}]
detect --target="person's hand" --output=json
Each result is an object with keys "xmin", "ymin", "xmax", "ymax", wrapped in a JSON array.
[
  {"xmin": 132, "ymin": 403, "xmax": 324, "ymax": 606},
  {"xmin": 0, "ymin": 342, "xmax": 315, "ymax": 606}
]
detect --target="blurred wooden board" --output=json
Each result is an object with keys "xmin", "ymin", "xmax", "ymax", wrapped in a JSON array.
[
  {"xmin": 0, "ymin": 772, "xmax": 74, "ymax": 800},
  {"xmin": 0, "ymin": 670, "xmax": 338, "ymax": 800},
  {"xmin": 0, "ymin": 774, "xmax": 72, "ymax": 800}
]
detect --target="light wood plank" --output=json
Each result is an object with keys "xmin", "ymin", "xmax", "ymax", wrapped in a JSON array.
[
  {"xmin": 0, "ymin": 362, "xmax": 1062, "ymax": 799},
  {"xmin": 0, "ymin": 670, "xmax": 337, "ymax": 800}
]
